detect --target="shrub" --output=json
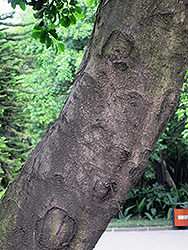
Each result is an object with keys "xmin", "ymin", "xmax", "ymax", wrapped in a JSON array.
[{"xmin": 119, "ymin": 183, "xmax": 188, "ymax": 220}]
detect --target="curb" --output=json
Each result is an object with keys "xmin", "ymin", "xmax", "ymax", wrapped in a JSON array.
[{"xmin": 106, "ymin": 226, "xmax": 173, "ymax": 232}]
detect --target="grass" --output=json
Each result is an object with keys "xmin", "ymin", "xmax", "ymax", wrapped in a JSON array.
[{"xmin": 108, "ymin": 217, "xmax": 172, "ymax": 228}]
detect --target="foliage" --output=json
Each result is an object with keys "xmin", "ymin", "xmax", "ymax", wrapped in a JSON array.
[
  {"xmin": 119, "ymin": 183, "xmax": 188, "ymax": 221},
  {"xmin": 9, "ymin": 0, "xmax": 99, "ymax": 52},
  {"xmin": 13, "ymin": 3, "xmax": 96, "ymax": 145},
  {"xmin": 0, "ymin": 189, "xmax": 5, "ymax": 199},
  {"xmin": 18, "ymin": 48, "xmax": 75, "ymax": 144},
  {"xmin": 176, "ymin": 70, "xmax": 188, "ymax": 140},
  {"xmin": 0, "ymin": 27, "xmax": 31, "ymax": 189},
  {"xmin": 1, "ymin": 1, "xmax": 187, "ymax": 191},
  {"xmin": 0, "ymin": 1, "xmax": 96, "ymax": 189},
  {"xmin": 144, "ymin": 73, "xmax": 188, "ymax": 186}
]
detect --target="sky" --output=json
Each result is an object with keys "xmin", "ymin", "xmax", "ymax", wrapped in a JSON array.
[
  {"xmin": 0, "ymin": 0, "xmax": 14, "ymax": 15},
  {"xmin": 0, "ymin": 0, "xmax": 23, "ymax": 23}
]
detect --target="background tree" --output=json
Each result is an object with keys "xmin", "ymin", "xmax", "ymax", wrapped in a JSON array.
[
  {"xmin": 143, "ymin": 75, "xmax": 188, "ymax": 188},
  {"xmin": 0, "ymin": 15, "xmax": 32, "ymax": 189},
  {"xmin": 17, "ymin": 2, "xmax": 96, "ymax": 144},
  {"xmin": 0, "ymin": 0, "xmax": 188, "ymax": 249},
  {"xmin": 0, "ymin": 1, "xmax": 96, "ymax": 191}
]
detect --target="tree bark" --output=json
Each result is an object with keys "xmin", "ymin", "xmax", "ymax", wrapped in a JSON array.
[{"xmin": 0, "ymin": 0, "xmax": 188, "ymax": 249}]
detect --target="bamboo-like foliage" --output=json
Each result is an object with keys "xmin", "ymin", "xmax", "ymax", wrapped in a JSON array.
[{"xmin": 0, "ymin": 27, "xmax": 31, "ymax": 189}]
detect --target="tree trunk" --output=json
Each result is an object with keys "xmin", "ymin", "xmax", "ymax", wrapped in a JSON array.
[
  {"xmin": 0, "ymin": 0, "xmax": 188, "ymax": 249},
  {"xmin": 153, "ymin": 151, "xmax": 177, "ymax": 188}
]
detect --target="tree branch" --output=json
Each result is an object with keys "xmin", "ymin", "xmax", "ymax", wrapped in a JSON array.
[
  {"xmin": 0, "ymin": 22, "xmax": 34, "ymax": 27},
  {"xmin": 0, "ymin": 12, "xmax": 14, "ymax": 20},
  {"xmin": 171, "ymin": 118, "xmax": 187, "ymax": 134},
  {"xmin": 5, "ymin": 30, "xmax": 32, "ymax": 37}
]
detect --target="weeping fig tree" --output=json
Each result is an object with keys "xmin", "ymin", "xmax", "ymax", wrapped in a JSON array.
[{"xmin": 0, "ymin": 0, "xmax": 188, "ymax": 249}]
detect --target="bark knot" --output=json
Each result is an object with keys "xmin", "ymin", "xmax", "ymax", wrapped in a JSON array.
[
  {"xmin": 37, "ymin": 207, "xmax": 76, "ymax": 249},
  {"xmin": 93, "ymin": 180, "xmax": 117, "ymax": 201}
]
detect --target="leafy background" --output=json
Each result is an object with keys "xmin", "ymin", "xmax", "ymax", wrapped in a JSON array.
[{"xmin": 0, "ymin": 0, "xmax": 188, "ymax": 222}]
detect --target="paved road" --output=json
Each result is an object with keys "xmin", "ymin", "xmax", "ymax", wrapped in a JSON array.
[{"xmin": 94, "ymin": 229, "xmax": 188, "ymax": 250}]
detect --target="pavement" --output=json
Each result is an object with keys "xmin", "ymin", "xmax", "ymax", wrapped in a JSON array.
[{"xmin": 94, "ymin": 227, "xmax": 188, "ymax": 250}]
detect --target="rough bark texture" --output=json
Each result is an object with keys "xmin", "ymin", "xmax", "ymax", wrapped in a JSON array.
[{"xmin": 0, "ymin": 0, "xmax": 188, "ymax": 249}]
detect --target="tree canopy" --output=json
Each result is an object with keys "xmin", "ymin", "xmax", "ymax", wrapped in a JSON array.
[
  {"xmin": 0, "ymin": 19, "xmax": 32, "ymax": 189},
  {"xmin": 8, "ymin": 0, "xmax": 99, "ymax": 52},
  {"xmin": 0, "ymin": 0, "xmax": 188, "ymax": 191},
  {"xmin": 0, "ymin": 0, "xmax": 188, "ymax": 248},
  {"xmin": 0, "ymin": 0, "xmax": 96, "ymax": 190}
]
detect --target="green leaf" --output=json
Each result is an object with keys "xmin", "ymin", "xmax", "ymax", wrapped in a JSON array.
[
  {"xmin": 61, "ymin": 8, "xmax": 69, "ymax": 14},
  {"xmin": 56, "ymin": 35, "xmax": 63, "ymax": 41},
  {"xmin": 124, "ymin": 205, "xmax": 136, "ymax": 216},
  {"xmin": 75, "ymin": 12, "xmax": 84, "ymax": 19},
  {"xmin": 137, "ymin": 197, "xmax": 146, "ymax": 213},
  {"xmin": 55, "ymin": 44, "xmax": 58, "ymax": 55},
  {"xmin": 45, "ymin": 35, "xmax": 52, "ymax": 49},
  {"xmin": 124, "ymin": 214, "xmax": 133, "ymax": 222},
  {"xmin": 94, "ymin": 0, "xmax": 98, "ymax": 6},
  {"xmin": 40, "ymin": 30, "xmax": 47, "ymax": 44},
  {"xmin": 151, "ymin": 208, "xmax": 156, "ymax": 217},
  {"xmin": 146, "ymin": 200, "xmax": 153, "ymax": 211},
  {"xmin": 86, "ymin": 0, "xmax": 94, "ymax": 7},
  {"xmin": 75, "ymin": 6, "xmax": 82, "ymax": 14},
  {"xmin": 49, "ymin": 29, "xmax": 58, "ymax": 39},
  {"xmin": 166, "ymin": 193, "xmax": 173, "ymax": 204},
  {"xmin": 70, "ymin": 0, "xmax": 77, "ymax": 6},
  {"xmin": 34, "ymin": 24, "xmax": 43, "ymax": 31},
  {"xmin": 59, "ymin": 16, "xmax": 71, "ymax": 28},
  {"xmin": 167, "ymin": 207, "xmax": 172, "ymax": 220},
  {"xmin": 31, "ymin": 31, "xmax": 41, "ymax": 39},
  {"xmin": 145, "ymin": 212, "xmax": 153, "ymax": 221},
  {"xmin": 11, "ymin": 0, "xmax": 17, "ymax": 9},
  {"xmin": 48, "ymin": 24, "xmax": 56, "ymax": 30},
  {"xmin": 34, "ymin": 11, "xmax": 43, "ymax": 19},
  {"xmin": 0, "ymin": 189, "xmax": 5, "ymax": 199},
  {"xmin": 49, "ymin": 5, "xmax": 57, "ymax": 15},
  {"xmin": 117, "ymin": 211, "xmax": 124, "ymax": 220},
  {"xmin": 58, "ymin": 42, "xmax": 65, "ymax": 53},
  {"xmin": 69, "ymin": 14, "xmax": 76, "ymax": 25},
  {"xmin": 51, "ymin": 39, "xmax": 55, "ymax": 51},
  {"xmin": 19, "ymin": 1, "xmax": 26, "ymax": 11}
]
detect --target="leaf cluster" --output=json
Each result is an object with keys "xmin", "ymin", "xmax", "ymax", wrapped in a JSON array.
[
  {"xmin": 9, "ymin": 0, "xmax": 98, "ymax": 52},
  {"xmin": 118, "ymin": 183, "xmax": 188, "ymax": 221},
  {"xmin": 176, "ymin": 71, "xmax": 188, "ymax": 140},
  {"xmin": 0, "ymin": 1, "xmax": 96, "ymax": 189},
  {"xmin": 13, "ymin": 2, "xmax": 96, "ymax": 145},
  {"xmin": 145, "ymin": 76, "xmax": 188, "ymax": 186},
  {"xmin": 0, "ymin": 28, "xmax": 32, "ymax": 190}
]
